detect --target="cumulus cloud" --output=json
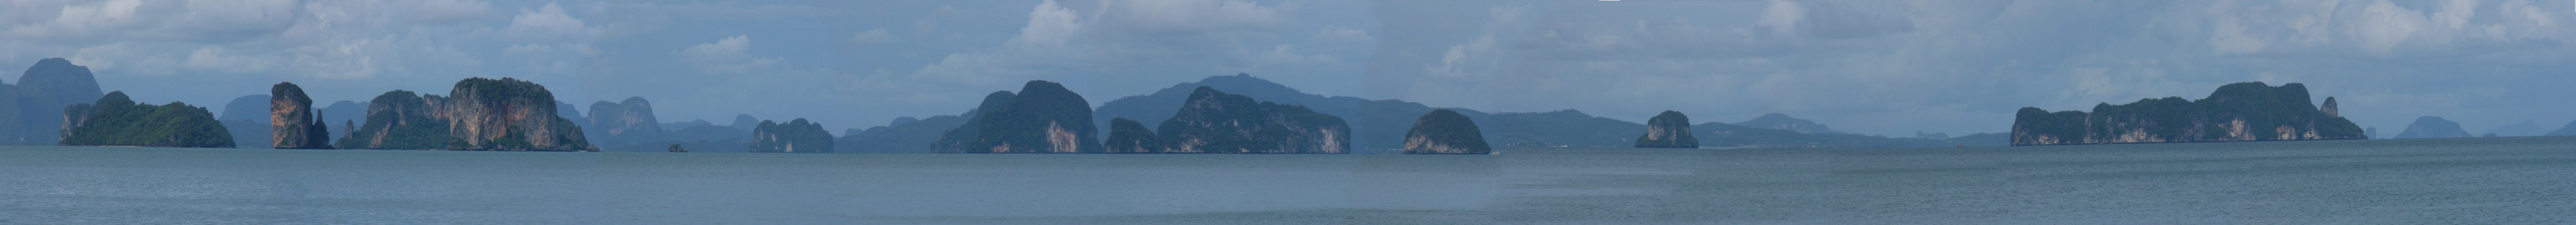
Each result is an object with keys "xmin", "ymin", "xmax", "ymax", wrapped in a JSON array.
[
  {"xmin": 849, "ymin": 28, "xmax": 892, "ymax": 44},
  {"xmin": 501, "ymin": 2, "xmax": 600, "ymax": 43}
]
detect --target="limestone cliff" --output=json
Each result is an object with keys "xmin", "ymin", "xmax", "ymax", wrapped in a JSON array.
[
  {"xmin": 2011, "ymin": 82, "xmax": 2364, "ymax": 145},
  {"xmin": 1155, "ymin": 87, "xmax": 1349, "ymax": 154},
  {"xmin": 1403, "ymin": 109, "xmax": 1492, "ymax": 154},
  {"xmin": 749, "ymin": 118, "xmax": 831, "ymax": 153},
  {"xmin": 586, "ymin": 97, "xmax": 664, "ymax": 145},
  {"xmin": 1634, "ymin": 111, "xmax": 1698, "ymax": 148},
  {"xmin": 933, "ymin": 81, "xmax": 1100, "ymax": 153},
  {"xmin": 336, "ymin": 90, "xmax": 450, "ymax": 149},
  {"xmin": 270, "ymin": 82, "xmax": 333, "ymax": 149},
  {"xmin": 439, "ymin": 77, "xmax": 594, "ymax": 151}
]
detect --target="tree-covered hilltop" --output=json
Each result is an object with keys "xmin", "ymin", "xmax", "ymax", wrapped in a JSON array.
[
  {"xmin": 1634, "ymin": 111, "xmax": 1698, "ymax": 148},
  {"xmin": 60, "ymin": 91, "xmax": 233, "ymax": 148},
  {"xmin": 749, "ymin": 119, "xmax": 831, "ymax": 153},
  {"xmin": 336, "ymin": 90, "xmax": 450, "ymax": 150},
  {"xmin": 2011, "ymin": 82, "xmax": 2364, "ymax": 145},
  {"xmin": 441, "ymin": 77, "xmax": 594, "ymax": 151},
  {"xmin": 1102, "ymin": 118, "xmax": 1162, "ymax": 153},
  {"xmin": 1156, "ymin": 87, "xmax": 1349, "ymax": 154},
  {"xmin": 1403, "ymin": 109, "xmax": 1491, "ymax": 154},
  {"xmin": 933, "ymin": 81, "xmax": 1101, "ymax": 153}
]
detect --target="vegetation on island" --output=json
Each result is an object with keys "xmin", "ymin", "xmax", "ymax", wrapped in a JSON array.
[{"xmin": 60, "ymin": 91, "xmax": 233, "ymax": 148}]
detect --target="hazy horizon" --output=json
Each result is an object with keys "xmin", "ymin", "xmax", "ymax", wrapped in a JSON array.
[{"xmin": 5, "ymin": 0, "xmax": 2571, "ymax": 137}]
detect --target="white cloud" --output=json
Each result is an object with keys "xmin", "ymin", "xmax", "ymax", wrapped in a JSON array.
[
  {"xmin": 679, "ymin": 35, "xmax": 783, "ymax": 75},
  {"xmin": 501, "ymin": 2, "xmax": 599, "ymax": 43},
  {"xmin": 1314, "ymin": 26, "xmax": 1372, "ymax": 42},
  {"xmin": 414, "ymin": 0, "xmax": 498, "ymax": 24}
]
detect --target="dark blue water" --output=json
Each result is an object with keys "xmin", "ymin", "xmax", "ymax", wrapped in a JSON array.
[{"xmin": 5, "ymin": 136, "xmax": 2573, "ymax": 224}]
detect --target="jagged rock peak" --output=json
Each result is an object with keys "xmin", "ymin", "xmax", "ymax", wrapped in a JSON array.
[
  {"xmin": 751, "ymin": 118, "xmax": 831, "ymax": 153},
  {"xmin": 1635, "ymin": 110, "xmax": 1698, "ymax": 148},
  {"xmin": 2320, "ymin": 97, "xmax": 2340, "ymax": 117},
  {"xmin": 269, "ymin": 82, "xmax": 332, "ymax": 149},
  {"xmin": 1404, "ymin": 109, "xmax": 1492, "ymax": 154}
]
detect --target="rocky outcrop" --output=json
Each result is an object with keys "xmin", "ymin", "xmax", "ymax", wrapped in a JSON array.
[
  {"xmin": 749, "ymin": 119, "xmax": 830, "ymax": 153},
  {"xmin": 1735, "ymin": 113, "xmax": 1840, "ymax": 134},
  {"xmin": 270, "ymin": 82, "xmax": 333, "ymax": 149},
  {"xmin": 1634, "ymin": 111, "xmax": 1698, "ymax": 148},
  {"xmin": 1155, "ymin": 87, "xmax": 1349, "ymax": 154},
  {"xmin": 2012, "ymin": 82, "xmax": 2365, "ymax": 145},
  {"xmin": 335, "ymin": 90, "xmax": 450, "ymax": 150},
  {"xmin": 0, "ymin": 58, "xmax": 106, "ymax": 145},
  {"xmin": 668, "ymin": 144, "xmax": 687, "ymax": 152},
  {"xmin": 439, "ymin": 77, "xmax": 594, "ymax": 151},
  {"xmin": 586, "ymin": 97, "xmax": 664, "ymax": 145},
  {"xmin": 2320, "ymin": 97, "xmax": 2340, "ymax": 117},
  {"xmin": 1404, "ymin": 109, "xmax": 1491, "ymax": 154},
  {"xmin": 2393, "ymin": 116, "xmax": 2471, "ymax": 139},
  {"xmin": 1102, "ymin": 118, "xmax": 1161, "ymax": 153},
  {"xmin": 934, "ymin": 81, "xmax": 1100, "ymax": 153},
  {"xmin": 60, "ymin": 91, "xmax": 233, "ymax": 148}
]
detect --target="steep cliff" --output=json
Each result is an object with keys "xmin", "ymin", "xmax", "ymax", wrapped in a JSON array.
[
  {"xmin": 1403, "ymin": 109, "xmax": 1491, "ymax": 154},
  {"xmin": 5, "ymin": 58, "xmax": 105, "ymax": 145},
  {"xmin": 2393, "ymin": 116, "xmax": 2471, "ymax": 139},
  {"xmin": 270, "ymin": 82, "xmax": 333, "ymax": 149},
  {"xmin": 1634, "ymin": 111, "xmax": 1698, "ymax": 148},
  {"xmin": 2011, "ymin": 82, "xmax": 2364, "ymax": 145},
  {"xmin": 1156, "ymin": 87, "xmax": 1349, "ymax": 154},
  {"xmin": 335, "ymin": 90, "xmax": 450, "ymax": 149},
  {"xmin": 1734, "ymin": 113, "xmax": 1840, "ymax": 134},
  {"xmin": 1102, "ymin": 118, "xmax": 1162, "ymax": 153},
  {"xmin": 440, "ymin": 77, "xmax": 594, "ymax": 151},
  {"xmin": 586, "ymin": 97, "xmax": 664, "ymax": 145},
  {"xmin": 60, "ymin": 91, "xmax": 233, "ymax": 148},
  {"xmin": 749, "ymin": 119, "xmax": 831, "ymax": 153},
  {"xmin": 934, "ymin": 81, "xmax": 1100, "ymax": 153}
]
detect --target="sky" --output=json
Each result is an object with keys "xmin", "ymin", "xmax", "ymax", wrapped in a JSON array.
[{"xmin": 3, "ymin": 0, "xmax": 2573, "ymax": 137}]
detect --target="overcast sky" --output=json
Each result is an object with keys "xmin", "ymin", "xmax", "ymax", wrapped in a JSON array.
[{"xmin": 4, "ymin": 0, "xmax": 2572, "ymax": 136}]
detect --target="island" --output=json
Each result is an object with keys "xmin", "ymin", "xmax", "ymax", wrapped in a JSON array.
[{"xmin": 2011, "ymin": 82, "xmax": 2364, "ymax": 145}]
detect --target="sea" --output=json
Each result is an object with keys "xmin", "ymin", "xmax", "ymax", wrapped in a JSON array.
[{"xmin": 4, "ymin": 136, "xmax": 2573, "ymax": 224}]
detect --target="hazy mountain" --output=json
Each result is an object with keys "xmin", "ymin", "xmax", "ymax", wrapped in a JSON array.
[
  {"xmin": 586, "ymin": 97, "xmax": 666, "ymax": 146},
  {"xmin": 219, "ymin": 95, "xmax": 273, "ymax": 148},
  {"xmin": 1094, "ymin": 74, "xmax": 1645, "ymax": 152},
  {"xmin": 2482, "ymin": 120, "xmax": 2548, "ymax": 137},
  {"xmin": 1, "ymin": 58, "xmax": 105, "ymax": 145},
  {"xmin": 2394, "ymin": 116, "xmax": 2472, "ymax": 139},
  {"xmin": 662, "ymin": 119, "xmax": 714, "ymax": 131},
  {"xmin": 318, "ymin": 100, "xmax": 367, "ymax": 139},
  {"xmin": 1735, "ymin": 113, "xmax": 1840, "ymax": 134},
  {"xmin": 729, "ymin": 114, "xmax": 760, "ymax": 132}
]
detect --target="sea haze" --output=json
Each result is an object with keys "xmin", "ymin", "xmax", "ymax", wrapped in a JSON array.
[{"xmin": 5, "ymin": 137, "xmax": 2576, "ymax": 224}]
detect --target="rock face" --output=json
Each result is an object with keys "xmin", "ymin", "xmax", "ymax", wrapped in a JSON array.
[
  {"xmin": 1155, "ymin": 87, "xmax": 1349, "ymax": 154},
  {"xmin": 440, "ymin": 77, "xmax": 594, "ymax": 151},
  {"xmin": 1735, "ymin": 113, "xmax": 1840, "ymax": 134},
  {"xmin": 2393, "ymin": 116, "xmax": 2472, "ymax": 139},
  {"xmin": 270, "ymin": 82, "xmax": 334, "ymax": 149},
  {"xmin": 2012, "ymin": 82, "xmax": 2365, "ymax": 145},
  {"xmin": 0, "ymin": 58, "xmax": 106, "ymax": 145},
  {"xmin": 1102, "ymin": 118, "xmax": 1161, "ymax": 153},
  {"xmin": 60, "ymin": 91, "xmax": 233, "ymax": 148},
  {"xmin": 335, "ymin": 90, "xmax": 450, "ymax": 149},
  {"xmin": 934, "ymin": 81, "xmax": 1101, "ymax": 153},
  {"xmin": 1634, "ymin": 111, "xmax": 1699, "ymax": 148},
  {"xmin": 2320, "ymin": 97, "xmax": 2340, "ymax": 117},
  {"xmin": 586, "ymin": 97, "xmax": 664, "ymax": 145},
  {"xmin": 749, "ymin": 119, "xmax": 831, "ymax": 153},
  {"xmin": 1404, "ymin": 109, "xmax": 1492, "ymax": 154}
]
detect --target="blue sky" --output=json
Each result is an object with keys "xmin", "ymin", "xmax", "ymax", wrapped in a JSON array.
[{"xmin": 4, "ymin": 0, "xmax": 2572, "ymax": 136}]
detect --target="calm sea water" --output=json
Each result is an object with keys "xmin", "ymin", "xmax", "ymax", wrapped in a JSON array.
[{"xmin": 5, "ymin": 136, "xmax": 2574, "ymax": 224}]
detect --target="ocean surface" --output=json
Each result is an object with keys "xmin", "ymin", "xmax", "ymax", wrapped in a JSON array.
[{"xmin": 5, "ymin": 136, "xmax": 2574, "ymax": 224}]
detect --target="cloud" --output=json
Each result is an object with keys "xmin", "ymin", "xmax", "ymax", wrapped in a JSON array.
[{"xmin": 501, "ymin": 2, "xmax": 600, "ymax": 43}]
